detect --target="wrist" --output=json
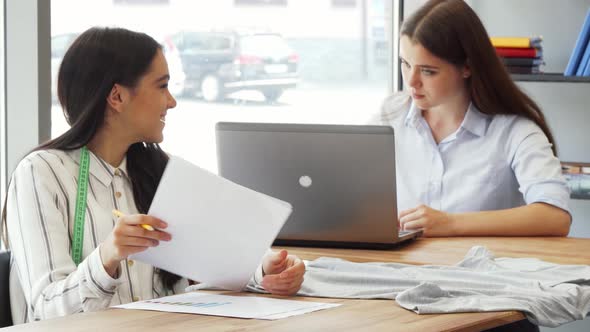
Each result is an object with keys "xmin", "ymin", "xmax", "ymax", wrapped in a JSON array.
[
  {"xmin": 447, "ymin": 213, "xmax": 461, "ymax": 236},
  {"xmin": 99, "ymin": 244, "xmax": 120, "ymax": 277}
]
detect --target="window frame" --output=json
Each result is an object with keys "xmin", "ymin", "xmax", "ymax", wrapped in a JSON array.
[{"xmin": 2, "ymin": 0, "xmax": 52, "ymax": 200}]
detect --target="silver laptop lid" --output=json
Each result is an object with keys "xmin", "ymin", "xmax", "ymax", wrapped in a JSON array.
[{"xmin": 216, "ymin": 122, "xmax": 399, "ymax": 244}]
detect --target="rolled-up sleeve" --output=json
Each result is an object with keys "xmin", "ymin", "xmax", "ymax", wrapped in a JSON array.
[{"xmin": 510, "ymin": 123, "xmax": 570, "ymax": 214}]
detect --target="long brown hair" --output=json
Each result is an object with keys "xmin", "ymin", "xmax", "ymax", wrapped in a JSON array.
[
  {"xmin": 401, "ymin": 0, "xmax": 557, "ymax": 155},
  {"xmin": 2, "ymin": 27, "xmax": 181, "ymax": 290}
]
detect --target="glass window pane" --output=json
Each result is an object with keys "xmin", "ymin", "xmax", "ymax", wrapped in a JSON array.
[
  {"xmin": 234, "ymin": 0, "xmax": 288, "ymax": 7},
  {"xmin": 51, "ymin": 0, "xmax": 392, "ymax": 173}
]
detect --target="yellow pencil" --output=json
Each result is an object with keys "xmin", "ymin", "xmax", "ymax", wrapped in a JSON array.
[{"xmin": 112, "ymin": 209, "xmax": 155, "ymax": 231}]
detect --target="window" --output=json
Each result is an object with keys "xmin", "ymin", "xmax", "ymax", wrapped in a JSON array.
[
  {"xmin": 184, "ymin": 34, "xmax": 207, "ymax": 52},
  {"xmin": 332, "ymin": 0, "xmax": 357, "ymax": 8},
  {"xmin": 51, "ymin": 0, "xmax": 392, "ymax": 173},
  {"xmin": 113, "ymin": 0, "xmax": 169, "ymax": 4},
  {"xmin": 205, "ymin": 36, "xmax": 232, "ymax": 51},
  {"xmin": 51, "ymin": 34, "xmax": 77, "ymax": 59},
  {"xmin": 240, "ymin": 35, "xmax": 292, "ymax": 57},
  {"xmin": 234, "ymin": 0, "xmax": 288, "ymax": 6}
]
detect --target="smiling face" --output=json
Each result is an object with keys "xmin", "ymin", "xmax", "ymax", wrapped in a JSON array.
[
  {"xmin": 399, "ymin": 35, "xmax": 470, "ymax": 111},
  {"xmin": 118, "ymin": 49, "xmax": 177, "ymax": 144}
]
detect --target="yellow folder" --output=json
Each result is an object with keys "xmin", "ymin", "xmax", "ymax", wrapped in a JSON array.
[{"xmin": 490, "ymin": 37, "xmax": 542, "ymax": 48}]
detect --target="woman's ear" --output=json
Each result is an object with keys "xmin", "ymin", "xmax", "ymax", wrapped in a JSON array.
[
  {"xmin": 106, "ymin": 84, "xmax": 127, "ymax": 113},
  {"xmin": 463, "ymin": 60, "xmax": 472, "ymax": 79}
]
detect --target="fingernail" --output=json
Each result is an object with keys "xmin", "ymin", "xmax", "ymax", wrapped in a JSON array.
[{"xmin": 160, "ymin": 222, "xmax": 168, "ymax": 228}]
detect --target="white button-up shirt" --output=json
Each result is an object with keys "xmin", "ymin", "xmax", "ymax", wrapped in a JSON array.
[
  {"xmin": 6, "ymin": 148, "xmax": 262, "ymax": 324},
  {"xmin": 372, "ymin": 93, "xmax": 570, "ymax": 215}
]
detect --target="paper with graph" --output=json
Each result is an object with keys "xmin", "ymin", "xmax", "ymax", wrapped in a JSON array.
[{"xmin": 114, "ymin": 292, "xmax": 340, "ymax": 320}]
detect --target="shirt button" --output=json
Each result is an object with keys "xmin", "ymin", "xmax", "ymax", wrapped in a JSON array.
[
  {"xmin": 114, "ymin": 169, "xmax": 121, "ymax": 176},
  {"xmin": 133, "ymin": 296, "xmax": 140, "ymax": 302},
  {"xmin": 127, "ymin": 259, "xmax": 134, "ymax": 267},
  {"xmin": 115, "ymin": 191, "xmax": 122, "ymax": 198}
]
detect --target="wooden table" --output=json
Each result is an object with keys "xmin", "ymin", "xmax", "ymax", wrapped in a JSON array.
[{"xmin": 6, "ymin": 237, "xmax": 590, "ymax": 331}]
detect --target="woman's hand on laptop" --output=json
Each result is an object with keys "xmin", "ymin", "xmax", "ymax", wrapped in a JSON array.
[
  {"xmin": 260, "ymin": 250, "xmax": 305, "ymax": 296},
  {"xmin": 399, "ymin": 204, "xmax": 454, "ymax": 237}
]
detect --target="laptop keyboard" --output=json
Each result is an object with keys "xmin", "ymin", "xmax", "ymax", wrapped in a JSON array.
[{"xmin": 398, "ymin": 230, "xmax": 412, "ymax": 236}]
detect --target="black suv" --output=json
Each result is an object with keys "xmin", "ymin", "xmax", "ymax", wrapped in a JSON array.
[{"xmin": 164, "ymin": 30, "xmax": 299, "ymax": 102}]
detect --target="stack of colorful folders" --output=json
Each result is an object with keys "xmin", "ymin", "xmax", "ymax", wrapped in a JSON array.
[{"xmin": 491, "ymin": 36, "xmax": 544, "ymax": 74}]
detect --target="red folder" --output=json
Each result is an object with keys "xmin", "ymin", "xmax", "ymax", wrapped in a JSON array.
[{"xmin": 495, "ymin": 47, "xmax": 542, "ymax": 58}]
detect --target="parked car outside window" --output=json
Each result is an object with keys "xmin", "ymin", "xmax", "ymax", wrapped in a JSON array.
[
  {"xmin": 51, "ymin": 33, "xmax": 186, "ymax": 104},
  {"xmin": 160, "ymin": 37, "xmax": 187, "ymax": 98},
  {"xmin": 165, "ymin": 29, "xmax": 299, "ymax": 102}
]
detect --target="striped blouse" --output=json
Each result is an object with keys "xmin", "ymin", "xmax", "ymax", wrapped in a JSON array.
[{"xmin": 6, "ymin": 148, "xmax": 262, "ymax": 324}]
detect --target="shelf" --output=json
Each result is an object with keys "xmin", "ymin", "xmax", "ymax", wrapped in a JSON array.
[{"xmin": 511, "ymin": 73, "xmax": 590, "ymax": 83}]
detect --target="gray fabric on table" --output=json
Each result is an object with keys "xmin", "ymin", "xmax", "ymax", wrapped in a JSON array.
[{"xmin": 242, "ymin": 246, "xmax": 590, "ymax": 327}]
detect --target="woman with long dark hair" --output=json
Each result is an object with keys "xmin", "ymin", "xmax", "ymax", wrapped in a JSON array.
[
  {"xmin": 2, "ymin": 27, "xmax": 304, "ymax": 324},
  {"xmin": 375, "ymin": 0, "xmax": 571, "ymax": 237}
]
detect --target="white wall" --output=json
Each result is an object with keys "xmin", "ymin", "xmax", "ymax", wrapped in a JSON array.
[{"xmin": 471, "ymin": 0, "xmax": 590, "ymax": 73}]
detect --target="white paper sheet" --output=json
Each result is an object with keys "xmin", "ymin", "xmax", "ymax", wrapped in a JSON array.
[
  {"xmin": 130, "ymin": 156, "xmax": 292, "ymax": 290},
  {"xmin": 113, "ymin": 292, "xmax": 340, "ymax": 320}
]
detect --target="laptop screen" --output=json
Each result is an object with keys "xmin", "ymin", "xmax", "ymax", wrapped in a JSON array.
[{"xmin": 216, "ymin": 122, "xmax": 402, "ymax": 246}]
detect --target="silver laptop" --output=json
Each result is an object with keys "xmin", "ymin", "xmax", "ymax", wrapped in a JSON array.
[{"xmin": 215, "ymin": 122, "xmax": 422, "ymax": 249}]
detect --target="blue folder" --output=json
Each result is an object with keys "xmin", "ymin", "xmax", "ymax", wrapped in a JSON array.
[
  {"xmin": 565, "ymin": 9, "xmax": 590, "ymax": 76},
  {"xmin": 576, "ymin": 40, "xmax": 590, "ymax": 76},
  {"xmin": 583, "ymin": 50, "xmax": 590, "ymax": 76}
]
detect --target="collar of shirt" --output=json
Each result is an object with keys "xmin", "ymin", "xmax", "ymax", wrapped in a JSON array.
[
  {"xmin": 404, "ymin": 101, "xmax": 491, "ymax": 140},
  {"xmin": 68, "ymin": 148, "xmax": 129, "ymax": 187}
]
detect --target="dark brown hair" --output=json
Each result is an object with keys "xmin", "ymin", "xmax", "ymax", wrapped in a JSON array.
[
  {"xmin": 2, "ymin": 27, "xmax": 181, "ymax": 290},
  {"xmin": 401, "ymin": 0, "xmax": 556, "ymax": 155}
]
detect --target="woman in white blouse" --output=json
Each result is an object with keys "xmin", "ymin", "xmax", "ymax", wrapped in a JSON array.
[
  {"xmin": 374, "ymin": 0, "xmax": 571, "ymax": 237},
  {"xmin": 1, "ymin": 27, "xmax": 305, "ymax": 324}
]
